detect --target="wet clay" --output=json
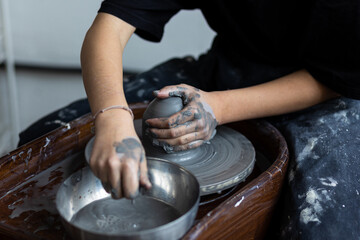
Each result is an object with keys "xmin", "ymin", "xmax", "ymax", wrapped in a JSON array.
[
  {"xmin": 141, "ymin": 97, "xmax": 256, "ymax": 195},
  {"xmin": 142, "ymin": 97, "xmax": 183, "ymax": 153},
  {"xmin": 70, "ymin": 195, "xmax": 181, "ymax": 234}
]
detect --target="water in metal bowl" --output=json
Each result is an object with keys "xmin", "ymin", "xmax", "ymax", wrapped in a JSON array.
[{"xmin": 56, "ymin": 157, "xmax": 200, "ymax": 240}]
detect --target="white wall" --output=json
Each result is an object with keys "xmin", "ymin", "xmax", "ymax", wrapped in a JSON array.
[
  {"xmin": 9, "ymin": 0, "xmax": 100, "ymax": 68},
  {"xmin": 0, "ymin": 70, "xmax": 13, "ymax": 155},
  {"xmin": 123, "ymin": 10, "xmax": 216, "ymax": 72},
  {"xmin": 9, "ymin": 0, "xmax": 215, "ymax": 72}
]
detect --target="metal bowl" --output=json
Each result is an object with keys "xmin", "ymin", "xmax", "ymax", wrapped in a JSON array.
[{"xmin": 56, "ymin": 157, "xmax": 200, "ymax": 240}]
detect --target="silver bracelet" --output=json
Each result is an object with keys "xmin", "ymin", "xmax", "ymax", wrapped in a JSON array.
[{"xmin": 93, "ymin": 105, "xmax": 134, "ymax": 120}]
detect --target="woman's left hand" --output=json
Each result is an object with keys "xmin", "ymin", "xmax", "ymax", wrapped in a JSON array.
[{"xmin": 145, "ymin": 84, "xmax": 218, "ymax": 152}]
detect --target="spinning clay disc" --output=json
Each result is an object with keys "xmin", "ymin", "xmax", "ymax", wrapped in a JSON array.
[{"xmin": 145, "ymin": 125, "xmax": 256, "ymax": 195}]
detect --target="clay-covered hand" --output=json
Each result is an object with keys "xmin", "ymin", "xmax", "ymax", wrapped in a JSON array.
[
  {"xmin": 146, "ymin": 84, "xmax": 218, "ymax": 152},
  {"xmin": 90, "ymin": 113, "xmax": 151, "ymax": 199}
]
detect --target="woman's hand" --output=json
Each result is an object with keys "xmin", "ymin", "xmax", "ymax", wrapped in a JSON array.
[
  {"xmin": 145, "ymin": 84, "xmax": 218, "ymax": 152},
  {"xmin": 89, "ymin": 111, "xmax": 151, "ymax": 199}
]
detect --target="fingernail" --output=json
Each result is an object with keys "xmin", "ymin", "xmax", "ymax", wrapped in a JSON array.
[
  {"xmin": 145, "ymin": 128, "xmax": 156, "ymax": 138},
  {"xmin": 102, "ymin": 182, "xmax": 111, "ymax": 193},
  {"xmin": 152, "ymin": 139, "xmax": 160, "ymax": 146},
  {"xmin": 146, "ymin": 173, "xmax": 152, "ymax": 189},
  {"xmin": 130, "ymin": 189, "xmax": 139, "ymax": 199},
  {"xmin": 149, "ymin": 130, "xmax": 157, "ymax": 138},
  {"xmin": 145, "ymin": 181, "xmax": 152, "ymax": 189},
  {"xmin": 153, "ymin": 90, "xmax": 160, "ymax": 97},
  {"xmin": 111, "ymin": 188, "xmax": 119, "ymax": 199}
]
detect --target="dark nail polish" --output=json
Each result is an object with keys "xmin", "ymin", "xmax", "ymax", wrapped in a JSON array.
[
  {"xmin": 153, "ymin": 90, "xmax": 160, "ymax": 97},
  {"xmin": 111, "ymin": 188, "xmax": 119, "ymax": 199},
  {"xmin": 102, "ymin": 182, "xmax": 111, "ymax": 193},
  {"xmin": 149, "ymin": 130, "xmax": 157, "ymax": 138},
  {"xmin": 130, "ymin": 189, "xmax": 139, "ymax": 199},
  {"xmin": 152, "ymin": 139, "xmax": 160, "ymax": 146}
]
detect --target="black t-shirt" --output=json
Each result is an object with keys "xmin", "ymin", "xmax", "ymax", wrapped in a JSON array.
[{"xmin": 99, "ymin": 0, "xmax": 360, "ymax": 99}]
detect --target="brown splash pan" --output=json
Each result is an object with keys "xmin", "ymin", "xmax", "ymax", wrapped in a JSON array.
[{"xmin": 0, "ymin": 102, "xmax": 288, "ymax": 240}]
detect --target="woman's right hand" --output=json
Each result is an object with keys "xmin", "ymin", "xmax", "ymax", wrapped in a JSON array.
[{"xmin": 89, "ymin": 110, "xmax": 152, "ymax": 199}]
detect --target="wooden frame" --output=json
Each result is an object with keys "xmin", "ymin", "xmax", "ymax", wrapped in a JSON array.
[{"xmin": 0, "ymin": 102, "xmax": 288, "ymax": 240}]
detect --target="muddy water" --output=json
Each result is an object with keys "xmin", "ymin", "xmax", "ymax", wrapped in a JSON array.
[{"xmin": 70, "ymin": 195, "xmax": 181, "ymax": 234}]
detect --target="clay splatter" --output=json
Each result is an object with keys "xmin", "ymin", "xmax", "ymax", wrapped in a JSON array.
[
  {"xmin": 299, "ymin": 186, "xmax": 335, "ymax": 225},
  {"xmin": 45, "ymin": 120, "xmax": 70, "ymax": 130},
  {"xmin": 319, "ymin": 177, "xmax": 338, "ymax": 187},
  {"xmin": 297, "ymin": 137, "xmax": 319, "ymax": 164},
  {"xmin": 44, "ymin": 137, "xmax": 51, "ymax": 148},
  {"xmin": 235, "ymin": 196, "xmax": 245, "ymax": 207}
]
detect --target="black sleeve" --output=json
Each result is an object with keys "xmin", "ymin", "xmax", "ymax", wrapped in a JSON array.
[
  {"xmin": 301, "ymin": 0, "xmax": 360, "ymax": 99},
  {"xmin": 98, "ymin": 0, "xmax": 185, "ymax": 42}
]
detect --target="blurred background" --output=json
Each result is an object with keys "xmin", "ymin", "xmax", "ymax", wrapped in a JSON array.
[{"xmin": 0, "ymin": 0, "xmax": 215, "ymax": 156}]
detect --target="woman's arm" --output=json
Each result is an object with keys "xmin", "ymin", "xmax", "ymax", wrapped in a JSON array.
[
  {"xmin": 211, "ymin": 69, "xmax": 340, "ymax": 125},
  {"xmin": 147, "ymin": 70, "xmax": 339, "ymax": 149},
  {"xmin": 81, "ymin": 13, "xmax": 151, "ymax": 199},
  {"xmin": 81, "ymin": 13, "xmax": 132, "ymax": 113}
]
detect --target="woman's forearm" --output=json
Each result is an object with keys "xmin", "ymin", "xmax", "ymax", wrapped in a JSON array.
[
  {"xmin": 209, "ymin": 69, "xmax": 340, "ymax": 125},
  {"xmin": 81, "ymin": 13, "xmax": 135, "ymax": 115}
]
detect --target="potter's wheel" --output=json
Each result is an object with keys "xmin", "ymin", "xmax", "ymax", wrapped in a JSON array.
[
  {"xmin": 142, "ymin": 125, "xmax": 255, "ymax": 195},
  {"xmin": 85, "ymin": 121, "xmax": 255, "ymax": 196}
]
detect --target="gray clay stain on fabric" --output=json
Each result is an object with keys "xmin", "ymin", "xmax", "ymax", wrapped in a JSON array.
[{"xmin": 270, "ymin": 98, "xmax": 360, "ymax": 239}]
